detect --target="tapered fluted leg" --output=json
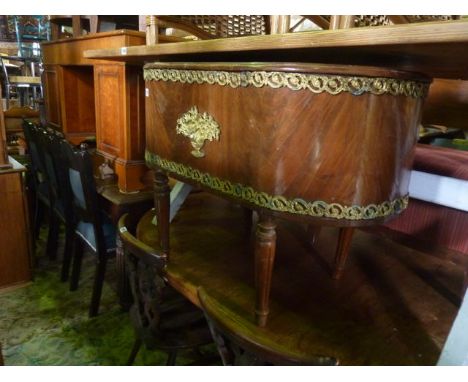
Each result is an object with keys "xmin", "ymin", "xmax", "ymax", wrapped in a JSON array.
[
  {"xmin": 154, "ymin": 171, "xmax": 170, "ymax": 256},
  {"xmin": 254, "ymin": 214, "xmax": 276, "ymax": 327},
  {"xmin": 332, "ymin": 227, "xmax": 355, "ymax": 280}
]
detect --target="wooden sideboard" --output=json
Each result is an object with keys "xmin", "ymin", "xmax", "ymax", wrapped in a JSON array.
[{"xmin": 41, "ymin": 30, "xmax": 148, "ymax": 192}]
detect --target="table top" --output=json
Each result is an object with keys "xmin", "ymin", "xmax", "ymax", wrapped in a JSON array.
[
  {"xmin": 84, "ymin": 20, "xmax": 468, "ymax": 80},
  {"xmin": 136, "ymin": 191, "xmax": 466, "ymax": 365}
]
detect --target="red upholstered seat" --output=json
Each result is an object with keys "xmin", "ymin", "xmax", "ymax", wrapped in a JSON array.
[
  {"xmin": 385, "ymin": 144, "xmax": 468, "ymax": 254},
  {"xmin": 413, "ymin": 144, "xmax": 468, "ymax": 181}
]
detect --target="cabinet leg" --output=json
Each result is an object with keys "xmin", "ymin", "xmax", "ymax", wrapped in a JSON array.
[
  {"xmin": 332, "ymin": 227, "xmax": 355, "ymax": 280},
  {"xmin": 154, "ymin": 170, "xmax": 170, "ymax": 256},
  {"xmin": 254, "ymin": 213, "xmax": 276, "ymax": 327}
]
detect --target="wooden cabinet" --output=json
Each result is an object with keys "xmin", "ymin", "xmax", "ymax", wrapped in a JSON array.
[
  {"xmin": 0, "ymin": 158, "xmax": 32, "ymax": 289},
  {"xmin": 41, "ymin": 30, "xmax": 147, "ymax": 192},
  {"xmin": 94, "ymin": 64, "xmax": 146, "ymax": 191}
]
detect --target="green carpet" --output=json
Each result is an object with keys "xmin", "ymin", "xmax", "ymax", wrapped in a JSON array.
[{"xmin": 0, "ymin": 226, "xmax": 213, "ymax": 366}]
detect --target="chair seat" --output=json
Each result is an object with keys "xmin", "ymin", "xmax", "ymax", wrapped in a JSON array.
[{"xmin": 75, "ymin": 212, "xmax": 116, "ymax": 253}]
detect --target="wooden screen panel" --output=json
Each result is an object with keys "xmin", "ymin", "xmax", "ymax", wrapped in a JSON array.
[
  {"xmin": 94, "ymin": 64, "xmax": 125, "ymax": 158},
  {"xmin": 42, "ymin": 65, "xmax": 62, "ymax": 129}
]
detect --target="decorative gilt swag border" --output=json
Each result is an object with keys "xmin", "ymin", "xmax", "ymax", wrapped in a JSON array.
[
  {"xmin": 143, "ymin": 68, "xmax": 429, "ymax": 98},
  {"xmin": 145, "ymin": 150, "xmax": 409, "ymax": 221}
]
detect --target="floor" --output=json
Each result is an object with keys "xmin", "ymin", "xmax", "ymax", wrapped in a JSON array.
[{"xmin": 0, "ymin": 225, "xmax": 212, "ymax": 366}]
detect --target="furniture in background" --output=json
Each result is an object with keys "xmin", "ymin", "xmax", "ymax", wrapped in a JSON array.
[
  {"xmin": 0, "ymin": 55, "xmax": 42, "ymax": 109},
  {"xmin": 49, "ymin": 16, "xmax": 141, "ymax": 40},
  {"xmin": 118, "ymin": 212, "xmax": 214, "ymax": 365},
  {"xmin": 198, "ymin": 287, "xmax": 337, "ymax": 365},
  {"xmin": 0, "ymin": 89, "xmax": 9, "ymax": 168},
  {"xmin": 3, "ymin": 106, "xmax": 39, "ymax": 156},
  {"xmin": 41, "ymin": 30, "xmax": 148, "ymax": 192}
]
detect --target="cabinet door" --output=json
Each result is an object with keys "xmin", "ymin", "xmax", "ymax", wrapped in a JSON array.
[
  {"xmin": 42, "ymin": 65, "xmax": 62, "ymax": 129},
  {"xmin": 94, "ymin": 64, "xmax": 125, "ymax": 158}
]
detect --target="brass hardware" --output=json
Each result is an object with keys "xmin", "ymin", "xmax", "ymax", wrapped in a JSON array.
[
  {"xmin": 145, "ymin": 151, "xmax": 409, "ymax": 221},
  {"xmin": 176, "ymin": 106, "xmax": 220, "ymax": 158},
  {"xmin": 144, "ymin": 68, "xmax": 429, "ymax": 98}
]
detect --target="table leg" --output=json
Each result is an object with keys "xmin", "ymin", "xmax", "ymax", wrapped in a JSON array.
[
  {"xmin": 154, "ymin": 170, "xmax": 170, "ymax": 255},
  {"xmin": 332, "ymin": 227, "xmax": 355, "ymax": 280},
  {"xmin": 254, "ymin": 213, "xmax": 276, "ymax": 327}
]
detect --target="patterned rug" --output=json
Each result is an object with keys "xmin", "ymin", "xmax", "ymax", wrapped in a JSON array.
[{"xmin": 0, "ymin": 226, "xmax": 213, "ymax": 366}]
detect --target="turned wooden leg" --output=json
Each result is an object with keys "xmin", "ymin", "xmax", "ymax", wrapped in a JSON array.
[
  {"xmin": 307, "ymin": 224, "xmax": 322, "ymax": 247},
  {"xmin": 332, "ymin": 227, "xmax": 355, "ymax": 280},
  {"xmin": 254, "ymin": 213, "xmax": 276, "ymax": 327},
  {"xmin": 154, "ymin": 170, "xmax": 170, "ymax": 255}
]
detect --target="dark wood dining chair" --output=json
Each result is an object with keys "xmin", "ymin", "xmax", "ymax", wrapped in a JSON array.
[
  {"xmin": 61, "ymin": 141, "xmax": 116, "ymax": 317},
  {"xmin": 118, "ymin": 212, "xmax": 215, "ymax": 365},
  {"xmin": 37, "ymin": 127, "xmax": 76, "ymax": 280},
  {"xmin": 198, "ymin": 288, "xmax": 338, "ymax": 366},
  {"xmin": 22, "ymin": 121, "xmax": 56, "ymax": 257}
]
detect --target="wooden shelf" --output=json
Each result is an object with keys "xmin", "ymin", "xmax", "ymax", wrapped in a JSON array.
[{"xmin": 84, "ymin": 20, "xmax": 468, "ymax": 80}]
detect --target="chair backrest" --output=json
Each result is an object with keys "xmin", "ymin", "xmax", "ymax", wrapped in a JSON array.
[
  {"xmin": 198, "ymin": 288, "xmax": 338, "ymax": 366},
  {"xmin": 22, "ymin": 120, "xmax": 49, "ymax": 190},
  {"xmin": 60, "ymin": 140, "xmax": 105, "ymax": 252},
  {"xmin": 118, "ymin": 212, "xmax": 168, "ymax": 347},
  {"xmin": 37, "ymin": 126, "xmax": 73, "ymax": 221}
]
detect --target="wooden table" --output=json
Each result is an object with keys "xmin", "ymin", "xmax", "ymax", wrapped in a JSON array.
[
  {"xmin": 136, "ymin": 192, "xmax": 466, "ymax": 365},
  {"xmin": 85, "ymin": 20, "xmax": 468, "ymax": 80}
]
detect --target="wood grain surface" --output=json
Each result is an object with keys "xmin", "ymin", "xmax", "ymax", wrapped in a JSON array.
[
  {"xmin": 136, "ymin": 192, "xmax": 464, "ymax": 365},
  {"xmin": 84, "ymin": 20, "xmax": 468, "ymax": 79}
]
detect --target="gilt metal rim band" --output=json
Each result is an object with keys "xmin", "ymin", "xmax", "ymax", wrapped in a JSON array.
[
  {"xmin": 145, "ymin": 151, "xmax": 409, "ymax": 221},
  {"xmin": 143, "ymin": 68, "xmax": 428, "ymax": 98}
]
